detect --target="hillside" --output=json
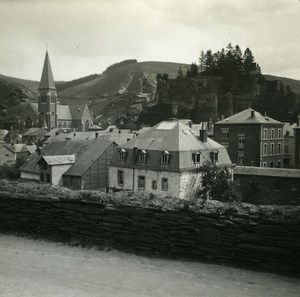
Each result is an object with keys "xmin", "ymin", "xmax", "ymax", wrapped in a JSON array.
[
  {"xmin": 264, "ymin": 74, "xmax": 300, "ymax": 94},
  {"xmin": 1, "ymin": 60, "xmax": 300, "ymax": 128}
]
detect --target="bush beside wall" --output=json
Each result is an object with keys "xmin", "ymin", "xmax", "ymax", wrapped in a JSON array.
[{"xmin": 0, "ymin": 189, "xmax": 299, "ymax": 277}]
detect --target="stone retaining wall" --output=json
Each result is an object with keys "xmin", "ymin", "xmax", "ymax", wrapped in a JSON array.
[{"xmin": 0, "ymin": 191, "xmax": 299, "ymax": 276}]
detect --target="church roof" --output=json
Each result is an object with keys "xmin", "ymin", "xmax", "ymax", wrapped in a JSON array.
[
  {"xmin": 57, "ymin": 105, "xmax": 72, "ymax": 120},
  {"xmin": 39, "ymin": 51, "xmax": 56, "ymax": 90},
  {"xmin": 69, "ymin": 105, "xmax": 86, "ymax": 120}
]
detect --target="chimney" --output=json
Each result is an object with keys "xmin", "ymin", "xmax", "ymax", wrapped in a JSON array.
[
  {"xmin": 208, "ymin": 117, "xmax": 213, "ymax": 131},
  {"xmin": 251, "ymin": 110, "xmax": 255, "ymax": 118},
  {"xmin": 199, "ymin": 122, "xmax": 207, "ymax": 142},
  {"xmin": 133, "ymin": 147, "xmax": 138, "ymax": 164}
]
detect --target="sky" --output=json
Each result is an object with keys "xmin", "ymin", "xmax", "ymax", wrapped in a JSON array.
[{"xmin": 0, "ymin": 0, "xmax": 300, "ymax": 81}]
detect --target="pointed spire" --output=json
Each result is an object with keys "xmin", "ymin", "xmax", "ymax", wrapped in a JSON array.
[{"xmin": 39, "ymin": 51, "xmax": 56, "ymax": 90}]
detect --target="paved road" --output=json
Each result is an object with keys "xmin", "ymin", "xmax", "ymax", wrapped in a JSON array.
[{"xmin": 0, "ymin": 234, "xmax": 299, "ymax": 297}]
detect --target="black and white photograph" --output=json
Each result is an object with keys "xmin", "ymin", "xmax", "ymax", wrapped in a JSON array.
[{"xmin": 0, "ymin": 0, "xmax": 299, "ymax": 296}]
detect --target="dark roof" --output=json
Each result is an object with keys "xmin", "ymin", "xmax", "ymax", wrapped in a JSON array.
[
  {"xmin": 28, "ymin": 103, "xmax": 38, "ymax": 115},
  {"xmin": 234, "ymin": 166, "xmax": 300, "ymax": 179},
  {"xmin": 19, "ymin": 153, "xmax": 39, "ymax": 174},
  {"xmin": 41, "ymin": 139, "xmax": 115, "ymax": 177},
  {"xmin": 69, "ymin": 105, "xmax": 87, "ymax": 120},
  {"xmin": 64, "ymin": 140, "xmax": 114, "ymax": 176},
  {"xmin": 39, "ymin": 51, "xmax": 56, "ymax": 90},
  {"xmin": 216, "ymin": 108, "xmax": 282, "ymax": 125},
  {"xmin": 23, "ymin": 127, "xmax": 48, "ymax": 137}
]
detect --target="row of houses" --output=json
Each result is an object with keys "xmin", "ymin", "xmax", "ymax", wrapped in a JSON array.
[{"xmin": 17, "ymin": 116, "xmax": 300, "ymax": 204}]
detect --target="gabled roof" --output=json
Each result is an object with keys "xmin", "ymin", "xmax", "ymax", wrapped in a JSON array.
[
  {"xmin": 40, "ymin": 138, "xmax": 115, "ymax": 177},
  {"xmin": 121, "ymin": 120, "xmax": 224, "ymax": 152},
  {"xmin": 57, "ymin": 105, "xmax": 72, "ymax": 120},
  {"xmin": 64, "ymin": 140, "xmax": 114, "ymax": 176},
  {"xmin": 28, "ymin": 103, "xmax": 38, "ymax": 115},
  {"xmin": 215, "ymin": 108, "xmax": 282, "ymax": 125},
  {"xmin": 234, "ymin": 166, "xmax": 300, "ymax": 178},
  {"xmin": 39, "ymin": 51, "xmax": 56, "ymax": 90},
  {"xmin": 19, "ymin": 153, "xmax": 39, "ymax": 174},
  {"xmin": 23, "ymin": 127, "xmax": 48, "ymax": 137},
  {"xmin": 69, "ymin": 105, "xmax": 87, "ymax": 120},
  {"xmin": 1, "ymin": 143, "xmax": 28, "ymax": 153}
]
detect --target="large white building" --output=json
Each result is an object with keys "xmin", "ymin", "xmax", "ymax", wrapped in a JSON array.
[{"xmin": 109, "ymin": 119, "xmax": 232, "ymax": 199}]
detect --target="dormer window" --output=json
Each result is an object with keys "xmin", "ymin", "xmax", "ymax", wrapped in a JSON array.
[
  {"xmin": 119, "ymin": 148, "xmax": 127, "ymax": 161},
  {"xmin": 210, "ymin": 150, "xmax": 219, "ymax": 165},
  {"xmin": 161, "ymin": 151, "xmax": 170, "ymax": 165},
  {"xmin": 193, "ymin": 151, "xmax": 201, "ymax": 166},
  {"xmin": 139, "ymin": 150, "xmax": 147, "ymax": 163}
]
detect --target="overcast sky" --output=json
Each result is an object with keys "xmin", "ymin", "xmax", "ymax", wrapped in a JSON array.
[{"xmin": 0, "ymin": 0, "xmax": 300, "ymax": 81}]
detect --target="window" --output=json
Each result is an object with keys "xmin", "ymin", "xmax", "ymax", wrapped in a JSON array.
[
  {"xmin": 278, "ymin": 129, "xmax": 281, "ymax": 139},
  {"xmin": 152, "ymin": 180, "xmax": 157, "ymax": 190},
  {"xmin": 263, "ymin": 129, "xmax": 267, "ymax": 139},
  {"xmin": 238, "ymin": 153, "xmax": 244, "ymax": 165},
  {"xmin": 119, "ymin": 149, "xmax": 127, "ymax": 161},
  {"xmin": 277, "ymin": 160, "xmax": 281, "ymax": 168},
  {"xmin": 40, "ymin": 173, "xmax": 44, "ymax": 182},
  {"xmin": 193, "ymin": 152, "xmax": 201, "ymax": 165},
  {"xmin": 50, "ymin": 94, "xmax": 55, "ymax": 103},
  {"xmin": 274, "ymin": 180, "xmax": 281, "ymax": 191},
  {"xmin": 284, "ymin": 145, "xmax": 289, "ymax": 154},
  {"xmin": 210, "ymin": 151, "xmax": 219, "ymax": 164},
  {"xmin": 138, "ymin": 175, "xmax": 145, "ymax": 189},
  {"xmin": 263, "ymin": 143, "xmax": 267, "ymax": 155},
  {"xmin": 291, "ymin": 182, "xmax": 297, "ymax": 191},
  {"xmin": 238, "ymin": 135, "xmax": 245, "ymax": 149},
  {"xmin": 235, "ymin": 178, "xmax": 240, "ymax": 186},
  {"xmin": 43, "ymin": 162, "xmax": 47, "ymax": 170},
  {"xmin": 221, "ymin": 129, "xmax": 229, "ymax": 139},
  {"xmin": 139, "ymin": 150, "xmax": 147, "ymax": 163},
  {"xmin": 277, "ymin": 143, "xmax": 282, "ymax": 154},
  {"xmin": 270, "ymin": 143, "xmax": 274, "ymax": 155},
  {"xmin": 263, "ymin": 162, "xmax": 267, "ymax": 167},
  {"xmin": 161, "ymin": 151, "xmax": 170, "ymax": 165},
  {"xmin": 270, "ymin": 161, "xmax": 274, "ymax": 168},
  {"xmin": 271, "ymin": 129, "xmax": 275, "ymax": 139},
  {"xmin": 161, "ymin": 178, "xmax": 168, "ymax": 191},
  {"xmin": 118, "ymin": 170, "xmax": 124, "ymax": 185}
]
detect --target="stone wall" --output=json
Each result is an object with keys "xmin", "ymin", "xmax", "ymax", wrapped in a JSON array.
[{"xmin": 0, "ymin": 191, "xmax": 299, "ymax": 276}]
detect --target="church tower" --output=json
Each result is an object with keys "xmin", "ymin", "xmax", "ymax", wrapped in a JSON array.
[{"xmin": 38, "ymin": 51, "xmax": 57, "ymax": 129}]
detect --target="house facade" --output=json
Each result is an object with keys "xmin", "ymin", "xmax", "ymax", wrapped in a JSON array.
[
  {"xmin": 214, "ymin": 108, "xmax": 284, "ymax": 167},
  {"xmin": 0, "ymin": 143, "xmax": 29, "ymax": 167},
  {"xmin": 234, "ymin": 166, "xmax": 300, "ymax": 204},
  {"xmin": 36, "ymin": 139, "xmax": 118, "ymax": 190},
  {"xmin": 109, "ymin": 120, "xmax": 232, "ymax": 199}
]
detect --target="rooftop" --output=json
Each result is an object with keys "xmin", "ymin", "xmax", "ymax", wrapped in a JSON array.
[
  {"xmin": 215, "ymin": 108, "xmax": 282, "ymax": 125},
  {"xmin": 234, "ymin": 166, "xmax": 300, "ymax": 178}
]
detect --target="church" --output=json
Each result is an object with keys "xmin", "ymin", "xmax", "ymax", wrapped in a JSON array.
[{"xmin": 37, "ymin": 51, "xmax": 93, "ymax": 131}]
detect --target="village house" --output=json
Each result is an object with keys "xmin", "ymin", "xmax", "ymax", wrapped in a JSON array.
[
  {"xmin": 22, "ymin": 127, "xmax": 48, "ymax": 145},
  {"xmin": 214, "ymin": 108, "xmax": 284, "ymax": 167},
  {"xmin": 109, "ymin": 119, "xmax": 232, "ymax": 199},
  {"xmin": 0, "ymin": 143, "xmax": 30, "ymax": 167},
  {"xmin": 283, "ymin": 122, "xmax": 297, "ymax": 168},
  {"xmin": 19, "ymin": 153, "xmax": 40, "ymax": 181},
  {"xmin": 233, "ymin": 166, "xmax": 300, "ymax": 204},
  {"xmin": 35, "ymin": 138, "xmax": 118, "ymax": 190}
]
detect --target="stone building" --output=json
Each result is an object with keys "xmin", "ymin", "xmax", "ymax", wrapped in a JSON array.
[
  {"xmin": 109, "ymin": 119, "xmax": 232, "ymax": 199},
  {"xmin": 214, "ymin": 108, "xmax": 284, "ymax": 167},
  {"xmin": 31, "ymin": 51, "xmax": 93, "ymax": 131},
  {"xmin": 234, "ymin": 166, "xmax": 300, "ymax": 204}
]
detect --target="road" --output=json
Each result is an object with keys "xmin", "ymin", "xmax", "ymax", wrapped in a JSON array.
[{"xmin": 0, "ymin": 234, "xmax": 299, "ymax": 297}]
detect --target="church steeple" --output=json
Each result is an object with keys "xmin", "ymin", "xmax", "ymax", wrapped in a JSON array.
[
  {"xmin": 39, "ymin": 51, "xmax": 56, "ymax": 90},
  {"xmin": 38, "ymin": 51, "xmax": 57, "ymax": 129}
]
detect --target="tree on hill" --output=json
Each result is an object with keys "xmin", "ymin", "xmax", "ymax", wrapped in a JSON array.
[{"xmin": 177, "ymin": 67, "xmax": 184, "ymax": 79}]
